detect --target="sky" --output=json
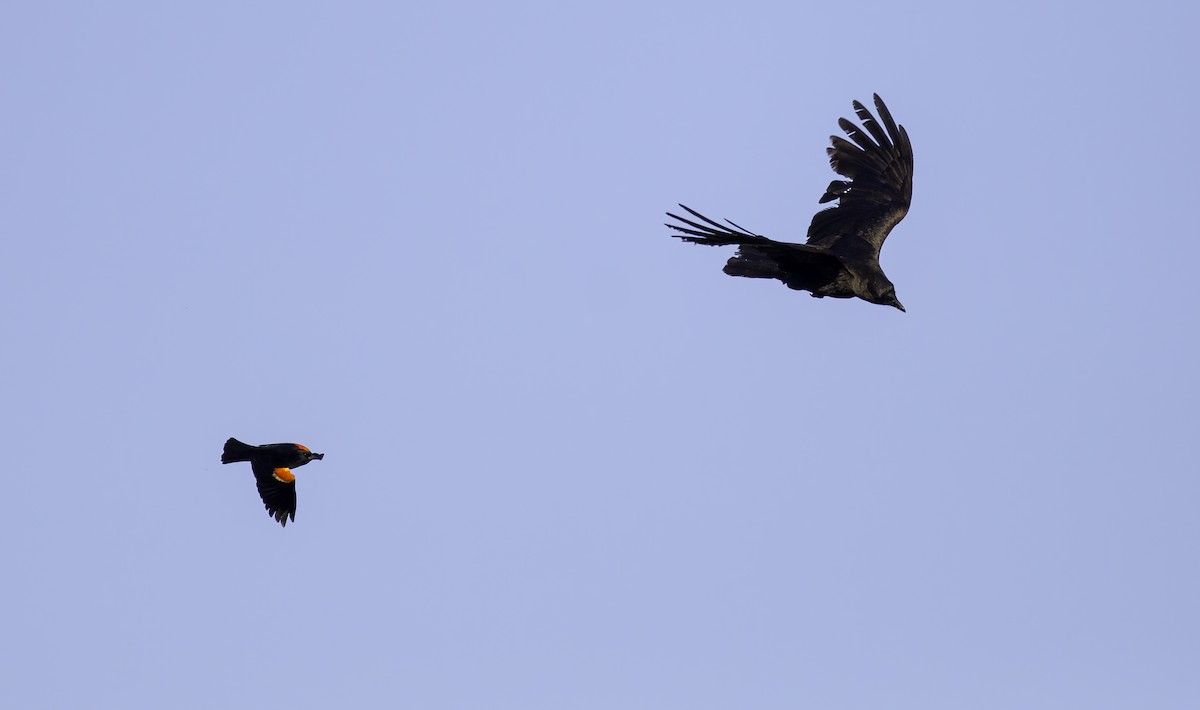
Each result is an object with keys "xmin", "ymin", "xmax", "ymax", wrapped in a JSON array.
[{"xmin": 3, "ymin": 1, "xmax": 1199, "ymax": 708}]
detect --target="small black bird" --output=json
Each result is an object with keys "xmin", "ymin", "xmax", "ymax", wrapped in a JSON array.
[
  {"xmin": 221, "ymin": 437, "xmax": 324, "ymax": 527},
  {"xmin": 667, "ymin": 94, "xmax": 913, "ymax": 311}
]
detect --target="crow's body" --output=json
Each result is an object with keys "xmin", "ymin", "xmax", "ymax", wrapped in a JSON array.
[{"xmin": 667, "ymin": 94, "xmax": 913, "ymax": 311}]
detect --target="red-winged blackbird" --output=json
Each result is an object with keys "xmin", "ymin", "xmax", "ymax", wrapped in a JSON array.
[{"xmin": 221, "ymin": 437, "xmax": 324, "ymax": 527}]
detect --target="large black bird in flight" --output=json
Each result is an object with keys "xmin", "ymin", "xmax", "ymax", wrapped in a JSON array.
[{"xmin": 667, "ymin": 94, "xmax": 913, "ymax": 311}]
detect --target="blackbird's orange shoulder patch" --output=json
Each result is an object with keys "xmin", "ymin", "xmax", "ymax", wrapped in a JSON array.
[{"xmin": 273, "ymin": 468, "xmax": 296, "ymax": 483}]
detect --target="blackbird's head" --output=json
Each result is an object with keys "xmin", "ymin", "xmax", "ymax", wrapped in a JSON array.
[{"xmin": 295, "ymin": 444, "xmax": 324, "ymax": 463}]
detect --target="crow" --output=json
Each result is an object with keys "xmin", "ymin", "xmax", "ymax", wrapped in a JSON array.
[{"xmin": 666, "ymin": 94, "xmax": 913, "ymax": 312}]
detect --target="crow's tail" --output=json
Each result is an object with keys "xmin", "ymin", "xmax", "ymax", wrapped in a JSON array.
[
  {"xmin": 721, "ymin": 245, "xmax": 787, "ymax": 280},
  {"xmin": 665, "ymin": 204, "xmax": 775, "ymax": 247},
  {"xmin": 221, "ymin": 437, "xmax": 257, "ymax": 464},
  {"xmin": 667, "ymin": 204, "xmax": 790, "ymax": 280}
]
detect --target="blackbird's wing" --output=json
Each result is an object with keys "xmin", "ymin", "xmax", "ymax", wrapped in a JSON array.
[
  {"xmin": 807, "ymin": 94, "xmax": 913, "ymax": 259},
  {"xmin": 250, "ymin": 461, "xmax": 297, "ymax": 527}
]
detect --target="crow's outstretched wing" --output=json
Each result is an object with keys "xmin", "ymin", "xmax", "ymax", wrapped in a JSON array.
[{"xmin": 807, "ymin": 94, "xmax": 912, "ymax": 259}]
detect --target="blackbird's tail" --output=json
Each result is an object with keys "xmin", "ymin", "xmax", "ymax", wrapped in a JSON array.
[{"xmin": 221, "ymin": 437, "xmax": 258, "ymax": 464}]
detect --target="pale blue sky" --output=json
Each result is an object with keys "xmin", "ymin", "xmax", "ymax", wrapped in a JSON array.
[{"xmin": 3, "ymin": 1, "xmax": 1199, "ymax": 708}]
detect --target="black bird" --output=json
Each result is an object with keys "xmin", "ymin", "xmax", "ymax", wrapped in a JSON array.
[
  {"xmin": 667, "ymin": 94, "xmax": 913, "ymax": 311},
  {"xmin": 221, "ymin": 437, "xmax": 324, "ymax": 527}
]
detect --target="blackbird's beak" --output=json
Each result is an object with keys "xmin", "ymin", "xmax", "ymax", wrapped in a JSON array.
[{"xmin": 311, "ymin": 452, "xmax": 325, "ymax": 461}]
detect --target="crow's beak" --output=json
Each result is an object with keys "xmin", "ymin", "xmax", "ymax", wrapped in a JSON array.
[
  {"xmin": 892, "ymin": 300, "xmax": 906, "ymax": 313},
  {"xmin": 311, "ymin": 452, "xmax": 325, "ymax": 460}
]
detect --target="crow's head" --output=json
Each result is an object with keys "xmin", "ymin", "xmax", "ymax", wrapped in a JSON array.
[{"xmin": 865, "ymin": 278, "xmax": 905, "ymax": 312}]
